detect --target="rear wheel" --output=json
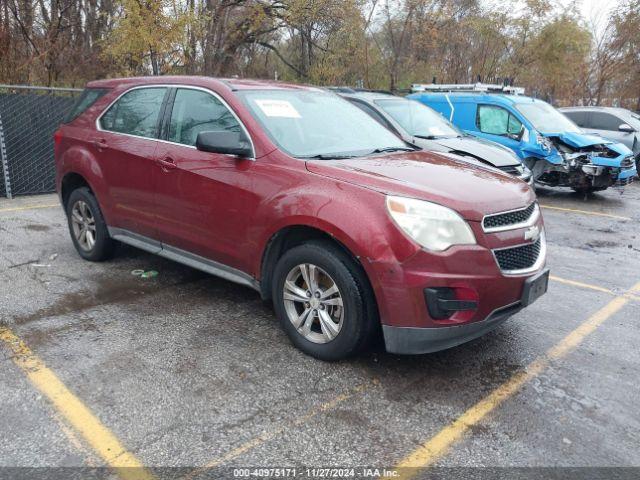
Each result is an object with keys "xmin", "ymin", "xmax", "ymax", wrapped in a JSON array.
[
  {"xmin": 66, "ymin": 187, "xmax": 115, "ymax": 261},
  {"xmin": 272, "ymin": 240, "xmax": 376, "ymax": 361}
]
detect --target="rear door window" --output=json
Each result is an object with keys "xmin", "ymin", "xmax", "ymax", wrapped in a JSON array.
[
  {"xmin": 477, "ymin": 105, "xmax": 522, "ymax": 136},
  {"xmin": 167, "ymin": 88, "xmax": 241, "ymax": 146},
  {"xmin": 64, "ymin": 88, "xmax": 108, "ymax": 123},
  {"xmin": 562, "ymin": 110, "xmax": 588, "ymax": 127},
  {"xmin": 99, "ymin": 87, "xmax": 167, "ymax": 139}
]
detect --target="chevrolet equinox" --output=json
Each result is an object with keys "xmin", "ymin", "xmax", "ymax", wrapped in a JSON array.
[{"xmin": 55, "ymin": 77, "xmax": 549, "ymax": 360}]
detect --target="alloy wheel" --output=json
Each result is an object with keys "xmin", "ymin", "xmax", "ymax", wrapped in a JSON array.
[
  {"xmin": 282, "ymin": 263, "xmax": 344, "ymax": 344},
  {"xmin": 70, "ymin": 200, "xmax": 96, "ymax": 251}
]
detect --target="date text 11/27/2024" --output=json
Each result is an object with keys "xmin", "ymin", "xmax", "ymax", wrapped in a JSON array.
[{"xmin": 232, "ymin": 468, "xmax": 400, "ymax": 478}]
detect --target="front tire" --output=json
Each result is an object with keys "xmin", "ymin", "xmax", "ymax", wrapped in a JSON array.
[
  {"xmin": 66, "ymin": 187, "xmax": 115, "ymax": 261},
  {"xmin": 272, "ymin": 240, "xmax": 376, "ymax": 361}
]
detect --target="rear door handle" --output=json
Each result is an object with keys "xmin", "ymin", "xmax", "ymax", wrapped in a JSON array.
[
  {"xmin": 157, "ymin": 157, "xmax": 177, "ymax": 171},
  {"xmin": 92, "ymin": 138, "xmax": 108, "ymax": 151}
]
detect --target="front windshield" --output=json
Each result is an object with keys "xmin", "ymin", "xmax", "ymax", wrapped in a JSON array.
[
  {"xmin": 515, "ymin": 101, "xmax": 581, "ymax": 134},
  {"xmin": 374, "ymin": 98, "xmax": 460, "ymax": 138},
  {"xmin": 237, "ymin": 90, "xmax": 409, "ymax": 157}
]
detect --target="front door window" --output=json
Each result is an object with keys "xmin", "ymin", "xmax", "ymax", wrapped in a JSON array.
[
  {"xmin": 167, "ymin": 88, "xmax": 241, "ymax": 146},
  {"xmin": 477, "ymin": 105, "xmax": 522, "ymax": 137}
]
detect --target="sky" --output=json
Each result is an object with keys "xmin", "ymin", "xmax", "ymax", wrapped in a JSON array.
[
  {"xmin": 578, "ymin": 0, "xmax": 618, "ymax": 21},
  {"xmin": 558, "ymin": 0, "xmax": 620, "ymax": 36}
]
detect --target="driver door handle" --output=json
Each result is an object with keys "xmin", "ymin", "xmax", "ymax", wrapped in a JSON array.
[{"xmin": 157, "ymin": 157, "xmax": 177, "ymax": 171}]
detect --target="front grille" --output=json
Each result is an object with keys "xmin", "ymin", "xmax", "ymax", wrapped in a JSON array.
[
  {"xmin": 494, "ymin": 237, "xmax": 542, "ymax": 272},
  {"xmin": 483, "ymin": 202, "xmax": 536, "ymax": 231}
]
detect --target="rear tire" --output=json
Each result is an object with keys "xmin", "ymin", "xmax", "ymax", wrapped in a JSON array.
[
  {"xmin": 66, "ymin": 187, "xmax": 115, "ymax": 261},
  {"xmin": 272, "ymin": 240, "xmax": 377, "ymax": 361}
]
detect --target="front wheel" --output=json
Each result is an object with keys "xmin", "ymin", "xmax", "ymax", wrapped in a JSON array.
[{"xmin": 272, "ymin": 240, "xmax": 376, "ymax": 361}]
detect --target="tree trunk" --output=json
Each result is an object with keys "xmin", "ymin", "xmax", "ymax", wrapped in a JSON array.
[{"xmin": 150, "ymin": 48, "xmax": 159, "ymax": 75}]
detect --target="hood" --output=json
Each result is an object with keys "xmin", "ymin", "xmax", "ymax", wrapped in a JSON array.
[
  {"xmin": 540, "ymin": 131, "xmax": 634, "ymax": 163},
  {"xmin": 414, "ymin": 135, "xmax": 521, "ymax": 168},
  {"xmin": 540, "ymin": 131, "xmax": 612, "ymax": 149},
  {"xmin": 305, "ymin": 151, "xmax": 534, "ymax": 222}
]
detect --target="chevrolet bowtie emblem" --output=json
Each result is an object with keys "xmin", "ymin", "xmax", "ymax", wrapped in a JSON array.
[{"xmin": 524, "ymin": 225, "xmax": 540, "ymax": 242}]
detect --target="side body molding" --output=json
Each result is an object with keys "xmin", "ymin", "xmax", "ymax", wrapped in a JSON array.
[{"xmin": 108, "ymin": 227, "xmax": 260, "ymax": 291}]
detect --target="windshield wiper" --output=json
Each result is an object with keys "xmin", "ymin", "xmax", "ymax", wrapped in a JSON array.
[
  {"xmin": 300, "ymin": 154, "xmax": 358, "ymax": 160},
  {"xmin": 370, "ymin": 146, "xmax": 416, "ymax": 154},
  {"xmin": 415, "ymin": 134, "xmax": 461, "ymax": 140}
]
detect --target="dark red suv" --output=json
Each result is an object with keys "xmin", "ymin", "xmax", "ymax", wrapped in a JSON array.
[{"xmin": 55, "ymin": 76, "xmax": 548, "ymax": 360}]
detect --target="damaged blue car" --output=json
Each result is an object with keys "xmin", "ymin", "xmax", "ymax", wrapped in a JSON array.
[{"xmin": 409, "ymin": 84, "xmax": 637, "ymax": 192}]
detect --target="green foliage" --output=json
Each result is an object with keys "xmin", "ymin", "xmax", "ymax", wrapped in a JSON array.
[
  {"xmin": 519, "ymin": 15, "xmax": 592, "ymax": 100},
  {"xmin": 103, "ymin": 0, "xmax": 190, "ymax": 75}
]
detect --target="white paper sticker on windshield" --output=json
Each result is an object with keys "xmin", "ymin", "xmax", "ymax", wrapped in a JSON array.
[{"xmin": 255, "ymin": 99, "xmax": 301, "ymax": 118}]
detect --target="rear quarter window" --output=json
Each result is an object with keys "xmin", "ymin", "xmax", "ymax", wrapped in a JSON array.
[{"xmin": 63, "ymin": 88, "xmax": 108, "ymax": 123}]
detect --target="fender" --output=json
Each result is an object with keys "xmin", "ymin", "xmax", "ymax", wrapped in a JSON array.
[
  {"xmin": 254, "ymin": 185, "xmax": 418, "ymax": 270},
  {"xmin": 58, "ymin": 143, "xmax": 111, "ymax": 221},
  {"xmin": 251, "ymin": 181, "xmax": 422, "ymax": 312},
  {"xmin": 521, "ymin": 145, "xmax": 564, "ymax": 165}
]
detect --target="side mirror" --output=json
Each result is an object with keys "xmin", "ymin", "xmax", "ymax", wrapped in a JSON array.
[
  {"xmin": 195, "ymin": 131, "xmax": 253, "ymax": 158},
  {"xmin": 618, "ymin": 123, "xmax": 635, "ymax": 133},
  {"xmin": 507, "ymin": 126, "xmax": 525, "ymax": 141}
]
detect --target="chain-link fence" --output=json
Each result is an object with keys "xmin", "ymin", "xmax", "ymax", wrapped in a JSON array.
[{"xmin": 0, "ymin": 85, "xmax": 82, "ymax": 198}]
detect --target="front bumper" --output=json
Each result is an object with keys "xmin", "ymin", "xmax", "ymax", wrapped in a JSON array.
[
  {"xmin": 366, "ymin": 214, "xmax": 548, "ymax": 354},
  {"xmin": 383, "ymin": 302, "xmax": 522, "ymax": 354},
  {"xmin": 382, "ymin": 268, "xmax": 549, "ymax": 354},
  {"xmin": 615, "ymin": 165, "xmax": 637, "ymax": 186}
]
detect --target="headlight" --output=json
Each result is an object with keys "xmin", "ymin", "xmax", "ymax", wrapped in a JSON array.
[{"xmin": 386, "ymin": 196, "xmax": 476, "ymax": 251}]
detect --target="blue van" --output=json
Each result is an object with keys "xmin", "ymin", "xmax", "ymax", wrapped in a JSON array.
[{"xmin": 408, "ymin": 86, "xmax": 637, "ymax": 192}]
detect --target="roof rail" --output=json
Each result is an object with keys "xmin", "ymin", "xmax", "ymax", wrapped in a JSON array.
[{"xmin": 410, "ymin": 82, "xmax": 525, "ymax": 95}]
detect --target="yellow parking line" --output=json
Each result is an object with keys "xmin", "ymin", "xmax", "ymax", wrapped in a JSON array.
[
  {"xmin": 394, "ymin": 281, "xmax": 640, "ymax": 479},
  {"xmin": 550, "ymin": 275, "xmax": 640, "ymax": 303},
  {"xmin": 0, "ymin": 203, "xmax": 59, "ymax": 213},
  {"xmin": 539, "ymin": 204, "xmax": 631, "ymax": 221},
  {"xmin": 183, "ymin": 379, "xmax": 378, "ymax": 480},
  {"xmin": 0, "ymin": 326, "xmax": 153, "ymax": 480},
  {"xmin": 550, "ymin": 275, "xmax": 616, "ymax": 295}
]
